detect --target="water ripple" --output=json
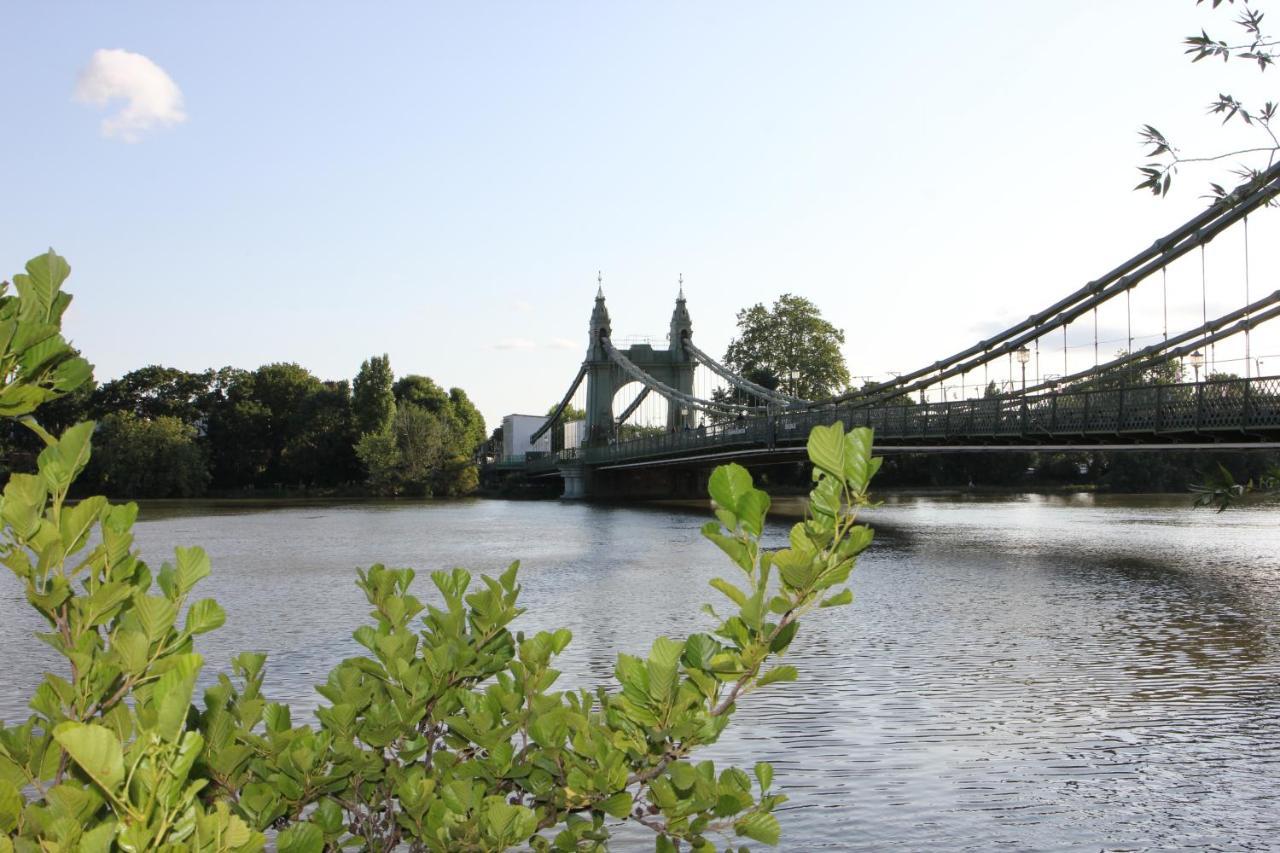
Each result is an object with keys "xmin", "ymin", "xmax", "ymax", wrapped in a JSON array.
[{"xmin": 0, "ymin": 493, "xmax": 1277, "ymax": 849}]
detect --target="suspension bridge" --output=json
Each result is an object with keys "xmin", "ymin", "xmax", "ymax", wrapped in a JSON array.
[{"xmin": 489, "ymin": 165, "xmax": 1280, "ymax": 498}]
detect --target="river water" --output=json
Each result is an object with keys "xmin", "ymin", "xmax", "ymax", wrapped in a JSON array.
[{"xmin": 2, "ymin": 493, "xmax": 1278, "ymax": 851}]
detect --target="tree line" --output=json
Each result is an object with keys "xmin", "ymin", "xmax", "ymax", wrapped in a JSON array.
[{"xmin": 0, "ymin": 358, "xmax": 485, "ymax": 498}]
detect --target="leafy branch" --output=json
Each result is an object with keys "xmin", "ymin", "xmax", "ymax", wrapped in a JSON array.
[{"xmin": 1136, "ymin": 1, "xmax": 1280, "ymax": 198}]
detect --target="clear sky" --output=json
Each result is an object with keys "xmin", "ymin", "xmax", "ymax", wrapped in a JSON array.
[{"xmin": 4, "ymin": 1, "xmax": 1278, "ymax": 427}]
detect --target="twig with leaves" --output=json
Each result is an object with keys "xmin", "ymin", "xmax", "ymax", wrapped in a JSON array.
[{"xmin": 1137, "ymin": 0, "xmax": 1280, "ymax": 198}]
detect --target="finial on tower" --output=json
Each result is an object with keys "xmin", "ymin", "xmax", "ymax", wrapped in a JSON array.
[
  {"xmin": 677, "ymin": 273, "xmax": 684, "ymax": 301},
  {"xmin": 596, "ymin": 270, "xmax": 604, "ymax": 300}
]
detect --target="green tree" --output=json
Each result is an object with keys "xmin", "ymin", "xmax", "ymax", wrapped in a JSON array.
[
  {"xmin": 544, "ymin": 403, "xmax": 585, "ymax": 452},
  {"xmin": 204, "ymin": 368, "xmax": 272, "ymax": 489},
  {"xmin": 85, "ymin": 412, "xmax": 210, "ymax": 498},
  {"xmin": 353, "ymin": 354, "xmax": 396, "ymax": 436},
  {"xmin": 724, "ymin": 294, "xmax": 851, "ymax": 400},
  {"xmin": 356, "ymin": 403, "xmax": 447, "ymax": 496},
  {"xmin": 447, "ymin": 387, "xmax": 486, "ymax": 455},
  {"xmin": 204, "ymin": 364, "xmax": 357, "ymax": 490},
  {"xmin": 88, "ymin": 365, "xmax": 214, "ymax": 424},
  {"xmin": 393, "ymin": 374, "xmax": 450, "ymax": 413},
  {"xmin": 278, "ymin": 379, "xmax": 359, "ymax": 487}
]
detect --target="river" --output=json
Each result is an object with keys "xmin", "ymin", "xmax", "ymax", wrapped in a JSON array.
[{"xmin": 2, "ymin": 493, "xmax": 1278, "ymax": 850}]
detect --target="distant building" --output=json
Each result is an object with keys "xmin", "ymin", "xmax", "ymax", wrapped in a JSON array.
[
  {"xmin": 562, "ymin": 418, "xmax": 585, "ymax": 450},
  {"xmin": 502, "ymin": 414, "xmax": 551, "ymax": 460}
]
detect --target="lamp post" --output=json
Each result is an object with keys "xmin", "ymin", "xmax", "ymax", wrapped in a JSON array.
[
  {"xmin": 1189, "ymin": 350, "xmax": 1205, "ymax": 430},
  {"xmin": 1016, "ymin": 345, "xmax": 1030, "ymax": 392}
]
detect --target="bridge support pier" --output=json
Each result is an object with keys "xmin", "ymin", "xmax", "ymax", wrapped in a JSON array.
[{"xmin": 558, "ymin": 464, "xmax": 588, "ymax": 500}]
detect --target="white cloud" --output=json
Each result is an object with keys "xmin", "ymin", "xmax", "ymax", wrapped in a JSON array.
[
  {"xmin": 495, "ymin": 337, "xmax": 537, "ymax": 350},
  {"xmin": 547, "ymin": 337, "xmax": 579, "ymax": 350},
  {"xmin": 74, "ymin": 49, "xmax": 186, "ymax": 142}
]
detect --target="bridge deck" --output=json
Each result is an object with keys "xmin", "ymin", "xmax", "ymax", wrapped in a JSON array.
[{"xmin": 502, "ymin": 375, "xmax": 1280, "ymax": 473}]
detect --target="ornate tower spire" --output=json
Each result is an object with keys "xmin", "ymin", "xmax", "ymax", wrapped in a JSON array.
[
  {"xmin": 669, "ymin": 274, "xmax": 692, "ymax": 357},
  {"xmin": 588, "ymin": 272, "xmax": 611, "ymax": 362}
]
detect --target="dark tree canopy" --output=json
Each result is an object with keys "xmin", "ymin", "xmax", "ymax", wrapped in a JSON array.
[
  {"xmin": 393, "ymin": 374, "xmax": 450, "ymax": 413},
  {"xmin": 723, "ymin": 294, "xmax": 851, "ymax": 400},
  {"xmin": 88, "ymin": 365, "xmax": 215, "ymax": 424}
]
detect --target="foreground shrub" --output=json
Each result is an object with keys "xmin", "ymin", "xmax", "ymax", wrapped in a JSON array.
[{"xmin": 0, "ymin": 251, "xmax": 879, "ymax": 852}]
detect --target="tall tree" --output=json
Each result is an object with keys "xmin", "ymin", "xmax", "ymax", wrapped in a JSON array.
[
  {"xmin": 353, "ymin": 354, "xmax": 396, "ymax": 436},
  {"xmin": 446, "ymin": 387, "xmax": 486, "ymax": 456},
  {"xmin": 724, "ymin": 294, "xmax": 851, "ymax": 400},
  {"xmin": 356, "ymin": 403, "xmax": 446, "ymax": 496}
]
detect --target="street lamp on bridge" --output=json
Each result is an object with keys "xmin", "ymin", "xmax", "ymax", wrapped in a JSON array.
[
  {"xmin": 1016, "ymin": 345, "xmax": 1030, "ymax": 392},
  {"xmin": 1189, "ymin": 350, "xmax": 1205, "ymax": 385}
]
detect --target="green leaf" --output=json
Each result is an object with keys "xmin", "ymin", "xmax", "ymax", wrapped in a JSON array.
[
  {"xmin": 264, "ymin": 702, "xmax": 292, "ymax": 733},
  {"xmin": 174, "ymin": 546, "xmax": 211, "ymax": 595},
  {"xmin": 78, "ymin": 821, "xmax": 117, "ymax": 853},
  {"xmin": 154, "ymin": 654, "xmax": 203, "ymax": 742},
  {"xmin": 709, "ymin": 464, "xmax": 754, "ymax": 517},
  {"xmin": 52, "ymin": 722, "xmax": 124, "ymax": 794},
  {"xmin": 647, "ymin": 636, "xmax": 684, "ymax": 707},
  {"xmin": 683, "ymin": 633, "xmax": 721, "ymax": 670},
  {"xmin": 806, "ymin": 422, "xmax": 847, "ymax": 480},
  {"xmin": 710, "ymin": 577, "xmax": 748, "ymax": 608},
  {"xmin": 757, "ymin": 665, "xmax": 797, "ymax": 687},
  {"xmin": 278, "ymin": 822, "xmax": 324, "ymax": 853},
  {"xmin": 842, "ymin": 426, "xmax": 875, "ymax": 491},
  {"xmin": 598, "ymin": 790, "xmax": 632, "ymax": 819},
  {"xmin": 735, "ymin": 810, "xmax": 781, "ymax": 845},
  {"xmin": 754, "ymin": 762, "xmax": 773, "ymax": 793},
  {"xmin": 773, "ymin": 549, "xmax": 816, "ymax": 591},
  {"xmin": 184, "ymin": 598, "xmax": 226, "ymax": 635},
  {"xmin": 738, "ymin": 487, "xmax": 771, "ymax": 537},
  {"xmin": 768, "ymin": 621, "xmax": 799, "ymax": 654},
  {"xmin": 55, "ymin": 421, "xmax": 95, "ymax": 482},
  {"xmin": 819, "ymin": 589, "xmax": 853, "ymax": 608},
  {"xmin": 19, "ymin": 250, "xmax": 70, "ymax": 322},
  {"xmin": 668, "ymin": 761, "xmax": 698, "ymax": 791},
  {"xmin": 808, "ymin": 474, "xmax": 842, "ymax": 521},
  {"xmin": 702, "ymin": 522, "xmax": 753, "ymax": 573},
  {"xmin": 0, "ymin": 779, "xmax": 21, "ymax": 833},
  {"xmin": 111, "ymin": 629, "xmax": 149, "ymax": 675},
  {"xmin": 60, "ymin": 495, "xmax": 106, "ymax": 553},
  {"xmin": 132, "ymin": 594, "xmax": 177, "ymax": 642}
]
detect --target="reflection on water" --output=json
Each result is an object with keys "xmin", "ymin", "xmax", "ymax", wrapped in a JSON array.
[{"xmin": 2, "ymin": 493, "xmax": 1278, "ymax": 850}]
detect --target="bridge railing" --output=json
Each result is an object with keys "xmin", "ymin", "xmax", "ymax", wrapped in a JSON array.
[{"xmin": 577, "ymin": 375, "xmax": 1280, "ymax": 464}]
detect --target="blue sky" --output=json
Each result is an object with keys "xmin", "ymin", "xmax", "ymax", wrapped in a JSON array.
[{"xmin": 4, "ymin": 2, "xmax": 1278, "ymax": 426}]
